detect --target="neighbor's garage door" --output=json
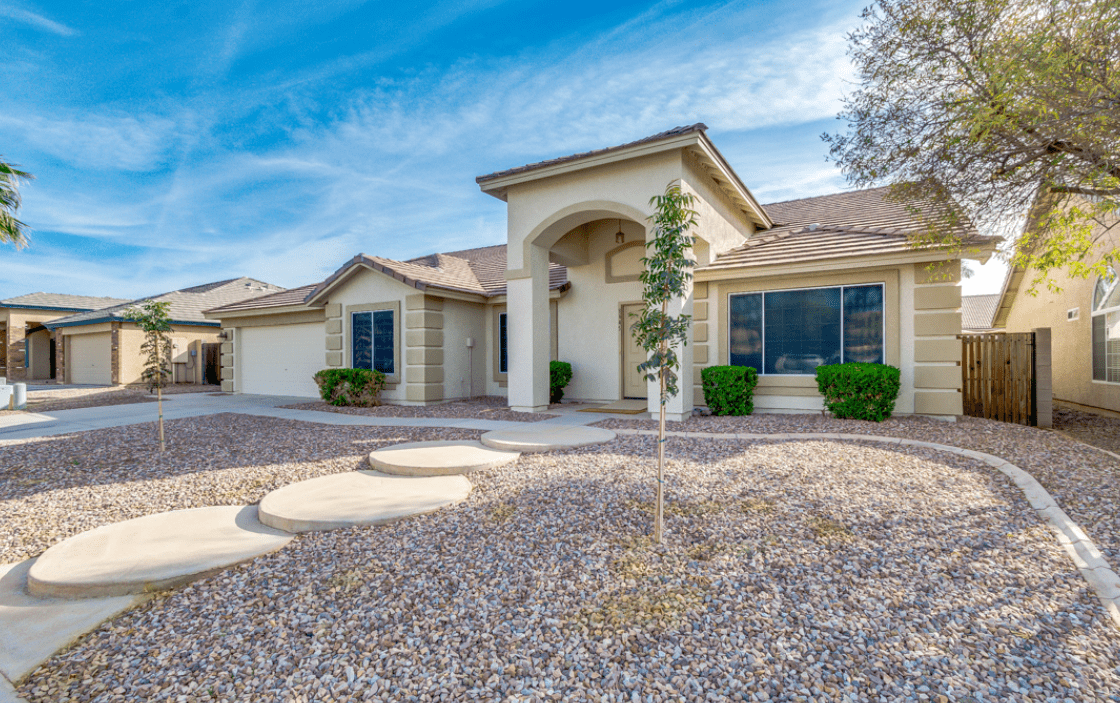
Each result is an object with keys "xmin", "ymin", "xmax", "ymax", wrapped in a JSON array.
[
  {"xmin": 239, "ymin": 322, "xmax": 325, "ymax": 397},
  {"xmin": 69, "ymin": 332, "xmax": 111, "ymax": 385}
]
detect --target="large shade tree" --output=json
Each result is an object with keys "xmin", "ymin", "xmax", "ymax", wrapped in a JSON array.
[
  {"xmin": 0, "ymin": 157, "xmax": 33, "ymax": 247},
  {"xmin": 825, "ymin": 0, "xmax": 1120, "ymax": 289}
]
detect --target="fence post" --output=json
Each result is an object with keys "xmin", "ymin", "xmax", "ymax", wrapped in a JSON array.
[{"xmin": 1032, "ymin": 327, "xmax": 1053, "ymax": 428}]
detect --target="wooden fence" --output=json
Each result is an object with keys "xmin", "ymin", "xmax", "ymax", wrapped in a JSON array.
[{"xmin": 960, "ymin": 332, "xmax": 1036, "ymax": 426}]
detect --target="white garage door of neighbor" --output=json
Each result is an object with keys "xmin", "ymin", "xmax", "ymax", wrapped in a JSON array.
[
  {"xmin": 239, "ymin": 322, "xmax": 325, "ymax": 397},
  {"xmin": 69, "ymin": 333, "xmax": 112, "ymax": 385}
]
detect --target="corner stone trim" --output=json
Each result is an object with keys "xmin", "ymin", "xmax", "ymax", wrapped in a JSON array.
[{"xmin": 613, "ymin": 428, "xmax": 1120, "ymax": 630}]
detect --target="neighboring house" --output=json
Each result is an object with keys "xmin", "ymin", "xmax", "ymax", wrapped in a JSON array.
[
  {"xmin": 991, "ymin": 220, "xmax": 1120, "ymax": 413},
  {"xmin": 0, "ymin": 293, "xmax": 130, "ymax": 382},
  {"xmin": 961, "ymin": 294, "xmax": 1001, "ymax": 333},
  {"xmin": 205, "ymin": 124, "xmax": 998, "ymax": 419},
  {"xmin": 45, "ymin": 278, "xmax": 283, "ymax": 386}
]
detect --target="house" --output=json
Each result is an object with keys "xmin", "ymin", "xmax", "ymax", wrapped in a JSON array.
[
  {"xmin": 0, "ymin": 293, "xmax": 130, "ymax": 382},
  {"xmin": 990, "ymin": 220, "xmax": 1120, "ymax": 413},
  {"xmin": 205, "ymin": 124, "xmax": 998, "ymax": 419},
  {"xmin": 45, "ymin": 278, "xmax": 284, "ymax": 386}
]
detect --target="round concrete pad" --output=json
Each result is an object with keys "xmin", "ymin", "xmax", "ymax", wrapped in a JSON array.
[
  {"xmin": 258, "ymin": 470, "xmax": 472, "ymax": 533},
  {"xmin": 480, "ymin": 425, "xmax": 616, "ymax": 453},
  {"xmin": 369, "ymin": 440, "xmax": 520, "ymax": 476},
  {"xmin": 27, "ymin": 506, "xmax": 293, "ymax": 599}
]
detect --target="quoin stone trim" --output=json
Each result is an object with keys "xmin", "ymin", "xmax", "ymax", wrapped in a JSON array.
[
  {"xmin": 219, "ymin": 330, "xmax": 235, "ymax": 392},
  {"xmin": 912, "ymin": 260, "xmax": 963, "ymax": 416},
  {"xmin": 325, "ymin": 302, "xmax": 343, "ymax": 369},
  {"xmin": 405, "ymin": 295, "xmax": 444, "ymax": 403},
  {"xmin": 692, "ymin": 281, "xmax": 711, "ymax": 404}
]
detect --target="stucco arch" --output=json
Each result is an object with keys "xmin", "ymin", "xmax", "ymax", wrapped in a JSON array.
[{"xmin": 520, "ymin": 200, "xmax": 649, "ymax": 270}]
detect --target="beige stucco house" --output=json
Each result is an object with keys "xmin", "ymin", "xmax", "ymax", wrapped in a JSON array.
[
  {"xmin": 991, "ymin": 222, "xmax": 1120, "ymax": 413},
  {"xmin": 0, "ymin": 293, "xmax": 130, "ymax": 382},
  {"xmin": 206, "ymin": 124, "xmax": 997, "ymax": 419},
  {"xmin": 45, "ymin": 278, "xmax": 283, "ymax": 386}
]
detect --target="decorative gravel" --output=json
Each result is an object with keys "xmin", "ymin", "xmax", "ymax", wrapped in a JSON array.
[
  {"xmin": 17, "ymin": 435, "xmax": 1120, "ymax": 702},
  {"xmin": 1053, "ymin": 405, "xmax": 1120, "ymax": 456},
  {"xmin": 282, "ymin": 395, "xmax": 558, "ymax": 423},
  {"xmin": 0, "ymin": 384, "xmax": 217, "ymax": 416},
  {"xmin": 0, "ymin": 414, "xmax": 481, "ymax": 563},
  {"xmin": 595, "ymin": 414, "xmax": 1120, "ymax": 567}
]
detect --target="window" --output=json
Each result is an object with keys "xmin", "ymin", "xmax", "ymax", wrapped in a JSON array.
[
  {"xmin": 352, "ymin": 310, "xmax": 395, "ymax": 375},
  {"xmin": 1092, "ymin": 266, "xmax": 1120, "ymax": 383},
  {"xmin": 729, "ymin": 283, "xmax": 884, "ymax": 375},
  {"xmin": 498, "ymin": 312, "xmax": 508, "ymax": 374}
]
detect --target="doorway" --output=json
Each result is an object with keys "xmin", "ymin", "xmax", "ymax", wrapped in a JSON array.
[{"xmin": 621, "ymin": 303, "xmax": 647, "ymax": 399}]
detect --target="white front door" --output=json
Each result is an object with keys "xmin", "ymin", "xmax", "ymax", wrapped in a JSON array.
[{"xmin": 621, "ymin": 303, "xmax": 647, "ymax": 399}]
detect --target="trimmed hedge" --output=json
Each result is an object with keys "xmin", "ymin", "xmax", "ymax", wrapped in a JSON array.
[
  {"xmin": 550, "ymin": 361, "xmax": 573, "ymax": 404},
  {"xmin": 815, "ymin": 362, "xmax": 900, "ymax": 422},
  {"xmin": 701, "ymin": 365, "xmax": 759, "ymax": 416},
  {"xmin": 313, "ymin": 368, "xmax": 387, "ymax": 407}
]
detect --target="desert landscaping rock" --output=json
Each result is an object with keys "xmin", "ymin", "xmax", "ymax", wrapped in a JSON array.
[
  {"xmin": 0, "ymin": 560, "xmax": 142, "ymax": 682},
  {"xmin": 481, "ymin": 423, "xmax": 615, "ymax": 452},
  {"xmin": 27, "ymin": 506, "xmax": 293, "ymax": 599},
  {"xmin": 258, "ymin": 470, "xmax": 472, "ymax": 533},
  {"xmin": 17, "ymin": 435, "xmax": 1120, "ymax": 702},
  {"xmin": 368, "ymin": 440, "xmax": 520, "ymax": 476},
  {"xmin": 282, "ymin": 395, "xmax": 557, "ymax": 423}
]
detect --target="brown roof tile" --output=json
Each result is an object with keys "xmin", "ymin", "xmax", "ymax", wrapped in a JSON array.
[{"xmin": 0, "ymin": 292, "xmax": 131, "ymax": 311}]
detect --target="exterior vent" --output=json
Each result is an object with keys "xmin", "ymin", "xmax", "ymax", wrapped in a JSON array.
[{"xmin": 1067, "ymin": 307, "xmax": 1080, "ymax": 321}]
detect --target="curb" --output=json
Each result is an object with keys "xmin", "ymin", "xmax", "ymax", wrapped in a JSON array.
[{"xmin": 615, "ymin": 428, "xmax": 1120, "ymax": 630}]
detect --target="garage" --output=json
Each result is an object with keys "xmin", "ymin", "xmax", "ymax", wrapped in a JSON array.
[
  {"xmin": 239, "ymin": 322, "xmax": 325, "ymax": 397},
  {"xmin": 68, "ymin": 332, "xmax": 111, "ymax": 385}
]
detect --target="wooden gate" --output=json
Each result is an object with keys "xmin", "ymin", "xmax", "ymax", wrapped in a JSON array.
[{"xmin": 960, "ymin": 332, "xmax": 1036, "ymax": 425}]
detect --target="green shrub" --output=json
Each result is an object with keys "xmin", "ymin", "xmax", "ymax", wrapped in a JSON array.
[
  {"xmin": 701, "ymin": 365, "xmax": 759, "ymax": 416},
  {"xmin": 550, "ymin": 361, "xmax": 573, "ymax": 404},
  {"xmin": 815, "ymin": 363, "xmax": 901, "ymax": 422},
  {"xmin": 313, "ymin": 368, "xmax": 387, "ymax": 407}
]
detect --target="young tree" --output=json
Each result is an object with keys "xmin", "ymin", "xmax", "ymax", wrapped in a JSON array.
[
  {"xmin": 1, "ymin": 157, "xmax": 33, "ymax": 247},
  {"xmin": 124, "ymin": 301, "xmax": 173, "ymax": 452},
  {"xmin": 825, "ymin": 0, "xmax": 1120, "ymax": 290},
  {"xmin": 631, "ymin": 183, "xmax": 698, "ymax": 543}
]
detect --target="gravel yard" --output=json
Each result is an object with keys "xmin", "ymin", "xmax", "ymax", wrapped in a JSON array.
[
  {"xmin": 595, "ymin": 414, "xmax": 1120, "ymax": 568},
  {"xmin": 283, "ymin": 395, "xmax": 558, "ymax": 423},
  {"xmin": 0, "ymin": 384, "xmax": 217, "ymax": 415},
  {"xmin": 16, "ymin": 434, "xmax": 1120, "ymax": 702},
  {"xmin": 1053, "ymin": 405, "xmax": 1120, "ymax": 456},
  {"xmin": 0, "ymin": 414, "xmax": 481, "ymax": 563}
]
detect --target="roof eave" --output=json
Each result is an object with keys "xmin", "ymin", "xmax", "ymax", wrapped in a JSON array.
[
  {"xmin": 0, "ymin": 303, "xmax": 100, "ymax": 313},
  {"xmin": 689, "ymin": 133, "xmax": 773, "ymax": 229},
  {"xmin": 695, "ymin": 248, "xmax": 985, "ymax": 282},
  {"xmin": 203, "ymin": 303, "xmax": 316, "ymax": 320}
]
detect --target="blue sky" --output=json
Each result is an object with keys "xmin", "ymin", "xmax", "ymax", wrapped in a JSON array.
[{"xmin": 1, "ymin": 0, "xmax": 1005, "ymax": 300}]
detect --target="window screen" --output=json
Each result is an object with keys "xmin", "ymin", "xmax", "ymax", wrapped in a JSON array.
[
  {"xmin": 843, "ymin": 285, "xmax": 885, "ymax": 364},
  {"xmin": 499, "ymin": 313, "xmax": 508, "ymax": 374},
  {"xmin": 352, "ymin": 310, "xmax": 394, "ymax": 375}
]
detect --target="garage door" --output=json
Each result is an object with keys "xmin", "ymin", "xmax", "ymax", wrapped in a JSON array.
[
  {"xmin": 239, "ymin": 322, "xmax": 325, "ymax": 397},
  {"xmin": 69, "ymin": 333, "xmax": 111, "ymax": 385}
]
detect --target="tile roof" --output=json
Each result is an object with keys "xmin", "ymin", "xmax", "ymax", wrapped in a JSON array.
[
  {"xmin": 206, "ymin": 284, "xmax": 320, "ymax": 314},
  {"xmin": 0, "ymin": 292, "xmax": 131, "ymax": 311},
  {"xmin": 45, "ymin": 278, "xmax": 285, "ymax": 328},
  {"xmin": 704, "ymin": 186, "xmax": 995, "ymax": 272},
  {"xmin": 475, "ymin": 124, "xmax": 708, "ymax": 184},
  {"xmin": 961, "ymin": 293, "xmax": 1001, "ymax": 331}
]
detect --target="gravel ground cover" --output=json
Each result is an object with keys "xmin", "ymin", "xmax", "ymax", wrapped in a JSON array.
[
  {"xmin": 0, "ymin": 414, "xmax": 481, "ymax": 563},
  {"xmin": 19, "ymin": 436, "xmax": 1120, "ymax": 702},
  {"xmin": 282, "ymin": 395, "xmax": 558, "ymax": 423},
  {"xmin": 1053, "ymin": 405, "xmax": 1120, "ymax": 456},
  {"xmin": 595, "ymin": 414, "xmax": 1120, "ymax": 567}
]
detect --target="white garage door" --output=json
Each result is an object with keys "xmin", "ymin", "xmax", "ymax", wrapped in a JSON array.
[
  {"xmin": 69, "ymin": 333, "xmax": 111, "ymax": 385},
  {"xmin": 239, "ymin": 322, "xmax": 325, "ymax": 398}
]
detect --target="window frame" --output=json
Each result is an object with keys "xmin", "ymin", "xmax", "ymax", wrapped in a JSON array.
[
  {"xmin": 1091, "ymin": 266, "xmax": 1120, "ymax": 384},
  {"xmin": 345, "ymin": 301, "xmax": 401, "ymax": 386},
  {"xmin": 727, "ymin": 282, "xmax": 887, "ymax": 377}
]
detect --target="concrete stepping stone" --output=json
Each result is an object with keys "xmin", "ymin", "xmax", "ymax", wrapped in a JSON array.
[
  {"xmin": 0, "ymin": 559, "xmax": 143, "ymax": 683},
  {"xmin": 480, "ymin": 424, "xmax": 616, "ymax": 453},
  {"xmin": 27, "ymin": 506, "xmax": 293, "ymax": 599},
  {"xmin": 368, "ymin": 440, "xmax": 519, "ymax": 476},
  {"xmin": 258, "ymin": 470, "xmax": 471, "ymax": 533}
]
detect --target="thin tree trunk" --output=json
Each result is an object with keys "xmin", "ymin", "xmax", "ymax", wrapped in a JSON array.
[{"xmin": 158, "ymin": 385, "xmax": 165, "ymax": 452}]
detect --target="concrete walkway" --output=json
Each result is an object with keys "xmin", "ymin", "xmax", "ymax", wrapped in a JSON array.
[{"xmin": 369, "ymin": 441, "xmax": 520, "ymax": 476}]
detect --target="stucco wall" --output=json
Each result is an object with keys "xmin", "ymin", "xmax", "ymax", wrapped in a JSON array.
[
  {"xmin": 27, "ymin": 328, "xmax": 53, "ymax": 380},
  {"xmin": 682, "ymin": 150, "xmax": 754, "ymax": 261},
  {"xmin": 116, "ymin": 324, "xmax": 220, "ymax": 386},
  {"xmin": 1004, "ymin": 261, "xmax": 1120, "ymax": 412},
  {"xmin": 441, "ymin": 299, "xmax": 487, "ymax": 400}
]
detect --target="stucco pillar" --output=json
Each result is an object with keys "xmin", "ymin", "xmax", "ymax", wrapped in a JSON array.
[
  {"xmin": 646, "ymin": 290, "xmax": 694, "ymax": 422},
  {"xmin": 507, "ymin": 243, "xmax": 550, "ymax": 412}
]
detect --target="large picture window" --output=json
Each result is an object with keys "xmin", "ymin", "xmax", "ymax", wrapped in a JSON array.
[
  {"xmin": 352, "ymin": 310, "xmax": 395, "ymax": 375},
  {"xmin": 729, "ymin": 283, "xmax": 884, "ymax": 375},
  {"xmin": 498, "ymin": 312, "xmax": 508, "ymax": 374},
  {"xmin": 1092, "ymin": 266, "xmax": 1120, "ymax": 383}
]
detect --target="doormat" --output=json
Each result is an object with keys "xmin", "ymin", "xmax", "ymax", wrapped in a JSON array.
[{"xmin": 578, "ymin": 399, "xmax": 648, "ymax": 414}]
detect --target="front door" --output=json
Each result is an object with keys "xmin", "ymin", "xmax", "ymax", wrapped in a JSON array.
[{"xmin": 621, "ymin": 303, "xmax": 647, "ymax": 399}]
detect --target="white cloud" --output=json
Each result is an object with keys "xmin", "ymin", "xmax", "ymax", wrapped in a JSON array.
[
  {"xmin": 0, "ymin": 111, "xmax": 179, "ymax": 171},
  {"xmin": 0, "ymin": 5, "xmax": 79, "ymax": 37}
]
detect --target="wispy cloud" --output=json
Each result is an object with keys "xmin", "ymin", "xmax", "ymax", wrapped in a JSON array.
[
  {"xmin": 0, "ymin": 111, "xmax": 179, "ymax": 171},
  {"xmin": 0, "ymin": 5, "xmax": 79, "ymax": 37}
]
